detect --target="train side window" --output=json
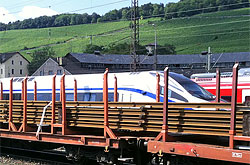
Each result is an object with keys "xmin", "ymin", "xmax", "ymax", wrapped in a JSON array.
[
  {"xmin": 27, "ymin": 93, "xmax": 34, "ymax": 100},
  {"xmin": 66, "ymin": 93, "xmax": 74, "ymax": 101},
  {"xmin": 37, "ymin": 93, "xmax": 52, "ymax": 101},
  {"xmin": 221, "ymin": 96, "xmax": 231, "ymax": 102},
  {"xmin": 83, "ymin": 93, "xmax": 98, "ymax": 101},
  {"xmin": 13, "ymin": 93, "xmax": 21, "ymax": 100},
  {"xmin": 82, "ymin": 93, "xmax": 114, "ymax": 101},
  {"xmin": 56, "ymin": 93, "xmax": 60, "ymax": 101},
  {"xmin": 3, "ymin": 94, "xmax": 9, "ymax": 100},
  {"xmin": 84, "ymin": 93, "xmax": 91, "ymax": 101},
  {"xmin": 90, "ymin": 94, "xmax": 96, "ymax": 101},
  {"xmin": 108, "ymin": 93, "xmax": 114, "ymax": 102},
  {"xmin": 77, "ymin": 93, "xmax": 84, "ymax": 101},
  {"xmin": 160, "ymin": 86, "xmax": 172, "ymax": 97},
  {"xmin": 96, "ymin": 93, "xmax": 104, "ymax": 101}
]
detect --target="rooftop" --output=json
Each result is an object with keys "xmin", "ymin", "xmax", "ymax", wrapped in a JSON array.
[{"xmin": 66, "ymin": 52, "xmax": 250, "ymax": 65}]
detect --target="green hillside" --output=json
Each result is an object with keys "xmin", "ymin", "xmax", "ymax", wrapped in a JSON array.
[{"xmin": 0, "ymin": 8, "xmax": 249, "ymax": 61}]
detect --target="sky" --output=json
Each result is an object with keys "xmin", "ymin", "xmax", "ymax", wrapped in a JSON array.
[{"xmin": 0, "ymin": 0, "xmax": 178, "ymax": 24}]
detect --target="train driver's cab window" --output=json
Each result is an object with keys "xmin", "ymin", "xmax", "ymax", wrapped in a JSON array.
[{"xmin": 169, "ymin": 72, "xmax": 215, "ymax": 101}]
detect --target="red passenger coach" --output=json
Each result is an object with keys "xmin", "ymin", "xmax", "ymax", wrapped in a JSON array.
[
  {"xmin": 0, "ymin": 64, "xmax": 250, "ymax": 165},
  {"xmin": 192, "ymin": 70, "xmax": 250, "ymax": 103}
]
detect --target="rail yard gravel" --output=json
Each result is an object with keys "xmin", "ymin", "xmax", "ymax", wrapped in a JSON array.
[{"xmin": 0, "ymin": 155, "xmax": 51, "ymax": 165}]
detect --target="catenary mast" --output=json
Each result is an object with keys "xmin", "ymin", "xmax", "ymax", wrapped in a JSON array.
[{"xmin": 130, "ymin": 0, "xmax": 140, "ymax": 72}]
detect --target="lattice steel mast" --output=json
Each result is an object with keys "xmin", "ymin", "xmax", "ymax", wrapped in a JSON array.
[{"xmin": 130, "ymin": 0, "xmax": 140, "ymax": 72}]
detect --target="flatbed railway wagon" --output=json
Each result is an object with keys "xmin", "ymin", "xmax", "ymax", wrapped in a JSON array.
[{"xmin": 0, "ymin": 65, "xmax": 250, "ymax": 164}]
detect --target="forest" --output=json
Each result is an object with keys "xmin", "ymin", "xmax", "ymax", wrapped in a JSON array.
[{"xmin": 0, "ymin": 0, "xmax": 249, "ymax": 31}]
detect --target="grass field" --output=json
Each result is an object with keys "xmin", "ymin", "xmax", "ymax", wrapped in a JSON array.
[{"xmin": 0, "ymin": 7, "xmax": 249, "ymax": 61}]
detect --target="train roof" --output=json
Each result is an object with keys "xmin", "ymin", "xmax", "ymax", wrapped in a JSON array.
[{"xmin": 190, "ymin": 68, "xmax": 250, "ymax": 79}]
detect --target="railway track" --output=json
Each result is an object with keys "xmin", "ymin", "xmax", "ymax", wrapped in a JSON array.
[
  {"xmin": 0, "ymin": 146, "xmax": 72, "ymax": 165},
  {"xmin": 0, "ymin": 145, "xmax": 139, "ymax": 165}
]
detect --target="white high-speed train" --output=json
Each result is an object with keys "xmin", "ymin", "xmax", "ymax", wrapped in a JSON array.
[{"xmin": 0, "ymin": 71, "xmax": 215, "ymax": 103}]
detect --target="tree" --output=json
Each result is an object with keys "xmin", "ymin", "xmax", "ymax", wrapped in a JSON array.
[
  {"xmin": 82, "ymin": 13, "xmax": 91, "ymax": 24},
  {"xmin": 102, "ymin": 9, "xmax": 119, "ymax": 21},
  {"xmin": 165, "ymin": 3, "xmax": 179, "ymax": 19},
  {"xmin": 121, "ymin": 9, "xmax": 130, "ymax": 20},
  {"xmin": 83, "ymin": 44, "xmax": 104, "ymax": 54},
  {"xmin": 54, "ymin": 15, "xmax": 71, "ymax": 27},
  {"xmin": 0, "ymin": 23, "xmax": 6, "ymax": 31},
  {"xmin": 28, "ymin": 47, "xmax": 55, "ymax": 75},
  {"xmin": 153, "ymin": 4, "xmax": 160, "ymax": 16},
  {"xmin": 91, "ymin": 13, "xmax": 100, "ymax": 23},
  {"xmin": 139, "ymin": 3, "xmax": 154, "ymax": 17},
  {"xmin": 105, "ymin": 43, "xmax": 131, "ymax": 54},
  {"xmin": 157, "ymin": 44, "xmax": 176, "ymax": 55}
]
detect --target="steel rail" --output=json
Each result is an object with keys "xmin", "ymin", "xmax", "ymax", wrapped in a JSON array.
[{"xmin": 0, "ymin": 100, "xmax": 248, "ymax": 137}]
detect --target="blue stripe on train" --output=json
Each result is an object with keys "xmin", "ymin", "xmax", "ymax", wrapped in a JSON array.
[{"xmin": 3, "ymin": 87, "xmax": 174, "ymax": 102}]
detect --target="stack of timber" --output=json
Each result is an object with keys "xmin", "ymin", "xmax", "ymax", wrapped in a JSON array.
[{"xmin": 0, "ymin": 100, "xmax": 248, "ymax": 136}]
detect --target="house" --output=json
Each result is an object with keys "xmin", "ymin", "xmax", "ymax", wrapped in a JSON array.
[
  {"xmin": 32, "ymin": 58, "xmax": 71, "ymax": 76},
  {"xmin": 0, "ymin": 52, "xmax": 29, "ymax": 78}
]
